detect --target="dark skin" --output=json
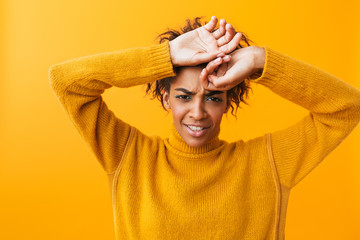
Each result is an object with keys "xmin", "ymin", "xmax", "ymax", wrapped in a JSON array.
[
  {"xmin": 168, "ymin": 16, "xmax": 265, "ymax": 91},
  {"xmin": 165, "ymin": 16, "xmax": 265, "ymax": 147}
]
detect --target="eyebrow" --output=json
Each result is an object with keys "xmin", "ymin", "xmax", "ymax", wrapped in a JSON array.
[
  {"xmin": 205, "ymin": 91, "xmax": 224, "ymax": 96},
  {"xmin": 174, "ymin": 88, "xmax": 224, "ymax": 96},
  {"xmin": 174, "ymin": 88, "xmax": 194, "ymax": 95}
]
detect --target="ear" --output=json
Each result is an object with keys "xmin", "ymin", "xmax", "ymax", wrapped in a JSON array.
[{"xmin": 163, "ymin": 90, "xmax": 171, "ymax": 109}]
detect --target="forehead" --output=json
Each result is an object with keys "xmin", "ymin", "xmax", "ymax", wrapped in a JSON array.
[{"xmin": 171, "ymin": 66, "xmax": 204, "ymax": 92}]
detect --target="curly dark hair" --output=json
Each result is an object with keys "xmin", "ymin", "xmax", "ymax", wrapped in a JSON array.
[{"xmin": 146, "ymin": 17, "xmax": 255, "ymax": 116}]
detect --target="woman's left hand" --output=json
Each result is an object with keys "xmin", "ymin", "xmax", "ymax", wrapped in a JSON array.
[{"xmin": 200, "ymin": 46, "xmax": 266, "ymax": 91}]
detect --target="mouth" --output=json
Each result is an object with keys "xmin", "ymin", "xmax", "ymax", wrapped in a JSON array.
[{"xmin": 184, "ymin": 124, "xmax": 210, "ymax": 137}]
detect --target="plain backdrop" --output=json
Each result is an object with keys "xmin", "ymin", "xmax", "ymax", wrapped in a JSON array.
[{"xmin": 1, "ymin": 0, "xmax": 360, "ymax": 239}]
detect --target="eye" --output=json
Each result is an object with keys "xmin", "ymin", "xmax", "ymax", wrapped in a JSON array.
[
  {"xmin": 175, "ymin": 95, "xmax": 191, "ymax": 101},
  {"xmin": 206, "ymin": 96, "xmax": 223, "ymax": 102}
]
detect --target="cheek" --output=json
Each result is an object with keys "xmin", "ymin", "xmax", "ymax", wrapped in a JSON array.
[
  {"xmin": 207, "ymin": 105, "xmax": 226, "ymax": 124},
  {"xmin": 170, "ymin": 102, "xmax": 187, "ymax": 122}
]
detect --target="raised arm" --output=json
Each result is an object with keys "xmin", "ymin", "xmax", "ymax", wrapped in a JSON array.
[
  {"xmin": 49, "ymin": 44, "xmax": 175, "ymax": 173},
  {"xmin": 201, "ymin": 45, "xmax": 360, "ymax": 189},
  {"xmin": 48, "ymin": 16, "xmax": 241, "ymax": 173}
]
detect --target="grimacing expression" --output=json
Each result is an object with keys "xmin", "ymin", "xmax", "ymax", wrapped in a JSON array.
[{"xmin": 163, "ymin": 66, "xmax": 230, "ymax": 147}]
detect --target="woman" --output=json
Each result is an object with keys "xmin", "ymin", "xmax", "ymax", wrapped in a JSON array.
[{"xmin": 49, "ymin": 16, "xmax": 360, "ymax": 240}]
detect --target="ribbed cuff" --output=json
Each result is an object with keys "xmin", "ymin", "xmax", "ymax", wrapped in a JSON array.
[
  {"xmin": 149, "ymin": 42, "xmax": 176, "ymax": 81},
  {"xmin": 250, "ymin": 46, "xmax": 287, "ymax": 89}
]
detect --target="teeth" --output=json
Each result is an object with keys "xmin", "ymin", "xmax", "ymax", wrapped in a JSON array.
[{"xmin": 187, "ymin": 125, "xmax": 205, "ymax": 131}]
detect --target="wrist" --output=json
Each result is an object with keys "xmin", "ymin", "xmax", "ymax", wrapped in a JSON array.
[
  {"xmin": 253, "ymin": 46, "xmax": 266, "ymax": 72},
  {"xmin": 168, "ymin": 40, "xmax": 179, "ymax": 67}
]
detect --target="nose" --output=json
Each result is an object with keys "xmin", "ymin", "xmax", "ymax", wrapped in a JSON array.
[{"xmin": 189, "ymin": 99, "xmax": 207, "ymax": 120}]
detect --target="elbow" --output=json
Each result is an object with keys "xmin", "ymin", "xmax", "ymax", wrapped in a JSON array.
[
  {"xmin": 345, "ymin": 93, "xmax": 360, "ymax": 130},
  {"xmin": 341, "ymin": 85, "xmax": 360, "ymax": 126},
  {"xmin": 352, "ymin": 100, "xmax": 360, "ymax": 124},
  {"xmin": 48, "ymin": 64, "xmax": 67, "ymax": 96},
  {"xmin": 48, "ymin": 63, "xmax": 63, "ymax": 86},
  {"xmin": 48, "ymin": 64, "xmax": 57, "ymax": 87},
  {"xmin": 326, "ymin": 92, "xmax": 360, "ymax": 133},
  {"xmin": 351, "ymin": 89, "xmax": 360, "ymax": 121}
]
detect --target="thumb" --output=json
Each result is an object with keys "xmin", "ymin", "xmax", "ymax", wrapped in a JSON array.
[
  {"xmin": 207, "ymin": 74, "xmax": 234, "ymax": 90},
  {"xmin": 200, "ymin": 68, "xmax": 221, "ymax": 90},
  {"xmin": 200, "ymin": 68, "xmax": 210, "ymax": 89}
]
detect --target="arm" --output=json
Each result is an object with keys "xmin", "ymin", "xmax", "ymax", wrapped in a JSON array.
[
  {"xmin": 48, "ymin": 16, "xmax": 242, "ymax": 174},
  {"xmin": 201, "ymin": 46, "xmax": 360, "ymax": 189},
  {"xmin": 256, "ymin": 47, "xmax": 360, "ymax": 188},
  {"xmin": 49, "ymin": 44, "xmax": 174, "ymax": 173}
]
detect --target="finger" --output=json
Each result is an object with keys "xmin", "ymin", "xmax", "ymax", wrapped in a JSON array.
[
  {"xmin": 192, "ymin": 51, "xmax": 223, "ymax": 65},
  {"xmin": 203, "ymin": 82, "xmax": 220, "ymax": 91},
  {"xmin": 219, "ymin": 32, "xmax": 242, "ymax": 54},
  {"xmin": 217, "ymin": 23, "xmax": 236, "ymax": 46},
  {"xmin": 203, "ymin": 16, "xmax": 218, "ymax": 32},
  {"xmin": 204, "ymin": 75, "xmax": 229, "ymax": 91},
  {"xmin": 208, "ymin": 75, "xmax": 234, "ymax": 90},
  {"xmin": 200, "ymin": 58, "xmax": 223, "ymax": 89},
  {"xmin": 200, "ymin": 71, "xmax": 223, "ymax": 91},
  {"xmin": 200, "ymin": 68, "xmax": 212, "ymax": 89},
  {"xmin": 222, "ymin": 55, "xmax": 231, "ymax": 62},
  {"xmin": 217, "ymin": 62, "xmax": 228, "ymax": 77},
  {"xmin": 212, "ymin": 19, "xmax": 226, "ymax": 39},
  {"xmin": 205, "ymin": 57, "xmax": 223, "ymax": 75},
  {"xmin": 200, "ymin": 67, "xmax": 231, "ymax": 91},
  {"xmin": 217, "ymin": 52, "xmax": 225, "ymax": 58},
  {"xmin": 200, "ymin": 55, "xmax": 231, "ymax": 88}
]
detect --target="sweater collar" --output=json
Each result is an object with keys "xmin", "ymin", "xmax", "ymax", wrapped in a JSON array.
[{"xmin": 167, "ymin": 123, "xmax": 222, "ymax": 155}]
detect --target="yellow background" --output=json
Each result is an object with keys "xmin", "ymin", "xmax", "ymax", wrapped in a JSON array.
[{"xmin": 1, "ymin": 0, "xmax": 359, "ymax": 239}]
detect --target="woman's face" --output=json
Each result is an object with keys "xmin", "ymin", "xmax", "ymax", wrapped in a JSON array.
[{"xmin": 163, "ymin": 66, "xmax": 230, "ymax": 147}]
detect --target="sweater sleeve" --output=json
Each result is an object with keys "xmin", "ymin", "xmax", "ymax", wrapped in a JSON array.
[
  {"xmin": 252, "ymin": 46, "xmax": 360, "ymax": 189},
  {"xmin": 48, "ymin": 43, "xmax": 175, "ymax": 174}
]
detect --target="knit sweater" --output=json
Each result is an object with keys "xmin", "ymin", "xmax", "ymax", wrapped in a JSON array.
[{"xmin": 49, "ymin": 43, "xmax": 360, "ymax": 240}]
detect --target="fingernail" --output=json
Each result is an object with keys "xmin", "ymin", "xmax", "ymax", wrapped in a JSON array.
[
  {"xmin": 217, "ymin": 52, "xmax": 225, "ymax": 57},
  {"xmin": 215, "ymin": 58, "xmax": 221, "ymax": 62},
  {"xmin": 223, "ymin": 55, "xmax": 230, "ymax": 61}
]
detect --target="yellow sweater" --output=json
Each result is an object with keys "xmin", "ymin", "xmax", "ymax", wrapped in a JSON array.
[{"xmin": 49, "ymin": 43, "xmax": 360, "ymax": 240}]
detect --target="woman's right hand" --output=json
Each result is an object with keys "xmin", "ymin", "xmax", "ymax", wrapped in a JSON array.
[{"xmin": 168, "ymin": 16, "xmax": 242, "ymax": 67}]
